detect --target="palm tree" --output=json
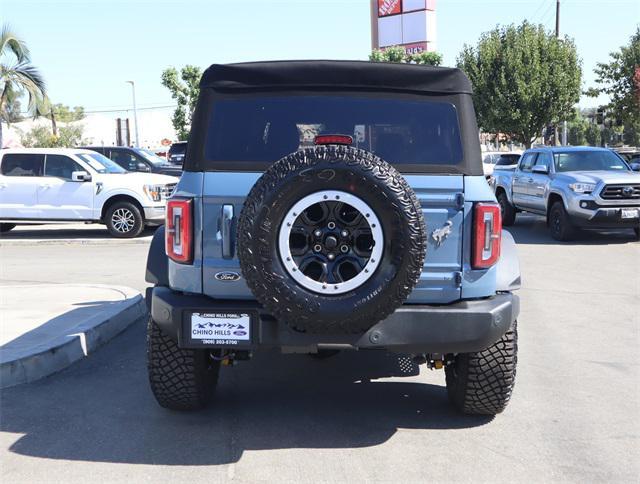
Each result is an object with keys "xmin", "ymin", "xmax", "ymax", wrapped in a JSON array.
[{"xmin": 0, "ymin": 24, "xmax": 46, "ymax": 148}]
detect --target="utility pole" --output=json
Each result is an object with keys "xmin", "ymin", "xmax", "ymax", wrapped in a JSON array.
[
  {"xmin": 556, "ymin": 0, "xmax": 568, "ymax": 146},
  {"xmin": 126, "ymin": 80, "xmax": 140, "ymax": 147}
]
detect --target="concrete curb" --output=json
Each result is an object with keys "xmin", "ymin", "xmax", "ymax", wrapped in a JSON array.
[
  {"xmin": 0, "ymin": 237, "xmax": 152, "ymax": 247},
  {"xmin": 0, "ymin": 285, "xmax": 148, "ymax": 388}
]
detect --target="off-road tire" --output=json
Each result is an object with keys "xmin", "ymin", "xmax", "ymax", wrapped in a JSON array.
[
  {"xmin": 445, "ymin": 320, "xmax": 518, "ymax": 415},
  {"xmin": 0, "ymin": 223, "xmax": 16, "ymax": 233},
  {"xmin": 105, "ymin": 201, "xmax": 144, "ymax": 238},
  {"xmin": 237, "ymin": 145, "xmax": 427, "ymax": 334},
  {"xmin": 147, "ymin": 317, "xmax": 220, "ymax": 411},
  {"xmin": 497, "ymin": 191, "xmax": 516, "ymax": 226},
  {"xmin": 548, "ymin": 201, "xmax": 577, "ymax": 241}
]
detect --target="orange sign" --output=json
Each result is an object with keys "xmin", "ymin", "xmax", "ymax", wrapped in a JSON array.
[{"xmin": 378, "ymin": 0, "xmax": 401, "ymax": 17}]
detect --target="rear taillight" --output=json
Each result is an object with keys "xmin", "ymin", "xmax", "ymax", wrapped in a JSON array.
[
  {"xmin": 472, "ymin": 202, "xmax": 502, "ymax": 269},
  {"xmin": 166, "ymin": 198, "xmax": 193, "ymax": 264}
]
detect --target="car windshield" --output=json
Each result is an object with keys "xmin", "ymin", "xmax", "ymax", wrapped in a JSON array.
[
  {"xmin": 495, "ymin": 154, "xmax": 520, "ymax": 166},
  {"xmin": 553, "ymin": 150, "xmax": 629, "ymax": 172},
  {"xmin": 206, "ymin": 96, "xmax": 464, "ymax": 166},
  {"xmin": 77, "ymin": 152, "xmax": 126, "ymax": 173},
  {"xmin": 138, "ymin": 149, "xmax": 168, "ymax": 165}
]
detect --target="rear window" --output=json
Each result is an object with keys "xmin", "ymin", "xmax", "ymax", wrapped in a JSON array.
[
  {"xmin": 495, "ymin": 154, "xmax": 520, "ymax": 166},
  {"xmin": 205, "ymin": 96, "xmax": 463, "ymax": 166},
  {"xmin": 169, "ymin": 143, "xmax": 187, "ymax": 155},
  {"xmin": 1, "ymin": 153, "xmax": 44, "ymax": 176}
]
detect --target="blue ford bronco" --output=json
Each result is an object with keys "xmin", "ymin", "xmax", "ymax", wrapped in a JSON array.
[{"xmin": 145, "ymin": 61, "xmax": 521, "ymax": 415}]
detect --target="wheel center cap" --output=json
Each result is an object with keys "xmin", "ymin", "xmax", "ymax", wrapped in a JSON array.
[{"xmin": 324, "ymin": 235, "xmax": 338, "ymax": 249}]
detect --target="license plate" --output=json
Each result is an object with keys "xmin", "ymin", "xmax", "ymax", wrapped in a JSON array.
[
  {"xmin": 621, "ymin": 209, "xmax": 639, "ymax": 219},
  {"xmin": 190, "ymin": 312, "xmax": 251, "ymax": 345}
]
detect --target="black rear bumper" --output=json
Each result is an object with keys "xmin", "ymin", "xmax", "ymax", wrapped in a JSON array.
[{"xmin": 148, "ymin": 287, "xmax": 519, "ymax": 354}]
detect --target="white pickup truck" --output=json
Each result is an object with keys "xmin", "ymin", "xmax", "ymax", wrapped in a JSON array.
[
  {"xmin": 0, "ymin": 148, "xmax": 179, "ymax": 237},
  {"xmin": 491, "ymin": 146, "xmax": 640, "ymax": 240}
]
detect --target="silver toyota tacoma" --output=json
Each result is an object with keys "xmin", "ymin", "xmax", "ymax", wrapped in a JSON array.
[{"xmin": 492, "ymin": 146, "xmax": 640, "ymax": 240}]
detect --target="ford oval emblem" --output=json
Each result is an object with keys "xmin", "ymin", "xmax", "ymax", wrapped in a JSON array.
[{"xmin": 214, "ymin": 271, "xmax": 241, "ymax": 282}]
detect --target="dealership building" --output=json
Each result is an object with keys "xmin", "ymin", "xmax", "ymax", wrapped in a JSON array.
[{"xmin": 371, "ymin": 0, "xmax": 437, "ymax": 54}]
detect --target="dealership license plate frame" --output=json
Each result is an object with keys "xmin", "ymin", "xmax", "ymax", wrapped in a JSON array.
[
  {"xmin": 621, "ymin": 208, "xmax": 639, "ymax": 219},
  {"xmin": 185, "ymin": 311, "xmax": 256, "ymax": 348}
]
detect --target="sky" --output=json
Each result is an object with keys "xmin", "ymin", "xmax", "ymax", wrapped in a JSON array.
[{"xmin": 3, "ymin": 0, "xmax": 639, "ymax": 118}]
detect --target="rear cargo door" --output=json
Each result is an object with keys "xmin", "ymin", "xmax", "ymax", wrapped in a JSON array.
[
  {"xmin": 201, "ymin": 172, "xmax": 464, "ymax": 303},
  {"xmin": 404, "ymin": 175, "xmax": 464, "ymax": 304},
  {"xmin": 202, "ymin": 172, "xmax": 260, "ymax": 300}
]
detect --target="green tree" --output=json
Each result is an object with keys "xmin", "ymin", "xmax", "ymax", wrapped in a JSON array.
[
  {"xmin": 370, "ymin": 46, "xmax": 443, "ymax": 66},
  {"xmin": 161, "ymin": 65, "xmax": 201, "ymax": 140},
  {"xmin": 49, "ymin": 103, "xmax": 85, "ymax": 122},
  {"xmin": 0, "ymin": 97, "xmax": 22, "ymax": 123},
  {"xmin": 0, "ymin": 24, "xmax": 46, "ymax": 148},
  {"xmin": 457, "ymin": 21, "xmax": 582, "ymax": 148},
  {"xmin": 20, "ymin": 124, "xmax": 85, "ymax": 148},
  {"xmin": 585, "ymin": 123, "xmax": 601, "ymax": 146},
  {"xmin": 588, "ymin": 28, "xmax": 640, "ymax": 145}
]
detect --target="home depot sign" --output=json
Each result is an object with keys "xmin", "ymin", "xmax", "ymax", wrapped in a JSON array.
[{"xmin": 372, "ymin": 0, "xmax": 437, "ymax": 53}]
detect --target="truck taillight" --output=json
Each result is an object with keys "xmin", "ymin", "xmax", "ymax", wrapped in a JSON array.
[
  {"xmin": 472, "ymin": 202, "xmax": 502, "ymax": 269},
  {"xmin": 166, "ymin": 198, "xmax": 193, "ymax": 264}
]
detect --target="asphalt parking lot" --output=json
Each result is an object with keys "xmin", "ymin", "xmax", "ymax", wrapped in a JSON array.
[{"xmin": 1, "ymin": 217, "xmax": 638, "ymax": 483}]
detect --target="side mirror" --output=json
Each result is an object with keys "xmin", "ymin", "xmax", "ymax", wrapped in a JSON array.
[
  {"xmin": 532, "ymin": 165, "xmax": 549, "ymax": 174},
  {"xmin": 137, "ymin": 162, "xmax": 151, "ymax": 172},
  {"xmin": 71, "ymin": 171, "xmax": 91, "ymax": 182},
  {"xmin": 630, "ymin": 163, "xmax": 640, "ymax": 172}
]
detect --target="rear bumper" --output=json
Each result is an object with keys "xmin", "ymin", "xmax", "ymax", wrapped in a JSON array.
[{"xmin": 148, "ymin": 287, "xmax": 519, "ymax": 354}]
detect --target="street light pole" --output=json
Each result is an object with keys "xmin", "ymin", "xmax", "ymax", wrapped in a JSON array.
[
  {"xmin": 556, "ymin": 1, "xmax": 568, "ymax": 146},
  {"xmin": 126, "ymin": 80, "xmax": 140, "ymax": 147}
]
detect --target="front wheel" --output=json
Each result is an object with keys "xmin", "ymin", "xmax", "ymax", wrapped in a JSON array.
[
  {"xmin": 105, "ymin": 201, "xmax": 144, "ymax": 238},
  {"xmin": 497, "ymin": 192, "xmax": 516, "ymax": 226},
  {"xmin": 634, "ymin": 227, "xmax": 639, "ymax": 239},
  {"xmin": 147, "ymin": 317, "xmax": 221, "ymax": 410},
  {"xmin": 445, "ymin": 321, "xmax": 518, "ymax": 415},
  {"xmin": 548, "ymin": 201, "xmax": 577, "ymax": 241}
]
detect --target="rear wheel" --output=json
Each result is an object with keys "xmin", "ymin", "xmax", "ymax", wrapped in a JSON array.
[
  {"xmin": 497, "ymin": 191, "xmax": 516, "ymax": 226},
  {"xmin": 445, "ymin": 321, "xmax": 518, "ymax": 415},
  {"xmin": 0, "ymin": 223, "xmax": 16, "ymax": 233},
  {"xmin": 105, "ymin": 201, "xmax": 144, "ymax": 238},
  {"xmin": 548, "ymin": 201, "xmax": 577, "ymax": 241},
  {"xmin": 147, "ymin": 317, "xmax": 220, "ymax": 410}
]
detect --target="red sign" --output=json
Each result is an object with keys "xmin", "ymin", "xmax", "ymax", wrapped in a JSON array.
[{"xmin": 378, "ymin": 0, "xmax": 401, "ymax": 17}]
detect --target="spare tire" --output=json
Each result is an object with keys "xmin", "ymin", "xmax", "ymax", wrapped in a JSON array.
[{"xmin": 237, "ymin": 145, "xmax": 426, "ymax": 334}]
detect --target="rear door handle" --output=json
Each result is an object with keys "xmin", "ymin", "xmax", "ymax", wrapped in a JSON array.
[
  {"xmin": 0, "ymin": 182, "xmax": 7, "ymax": 189},
  {"xmin": 39, "ymin": 183, "xmax": 52, "ymax": 189},
  {"xmin": 221, "ymin": 204, "xmax": 234, "ymax": 259}
]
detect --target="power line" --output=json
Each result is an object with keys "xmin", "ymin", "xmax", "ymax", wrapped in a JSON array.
[{"xmin": 17, "ymin": 104, "xmax": 177, "ymax": 116}]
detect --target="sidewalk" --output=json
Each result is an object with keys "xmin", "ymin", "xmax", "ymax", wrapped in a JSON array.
[{"xmin": 0, "ymin": 284, "xmax": 147, "ymax": 388}]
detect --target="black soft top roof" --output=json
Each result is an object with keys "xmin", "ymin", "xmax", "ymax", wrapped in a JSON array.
[{"xmin": 201, "ymin": 60, "xmax": 473, "ymax": 95}]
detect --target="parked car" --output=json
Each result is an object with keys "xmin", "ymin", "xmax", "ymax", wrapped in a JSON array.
[
  {"xmin": 0, "ymin": 148, "xmax": 179, "ymax": 237},
  {"xmin": 613, "ymin": 147, "xmax": 640, "ymax": 165},
  {"xmin": 81, "ymin": 146, "xmax": 182, "ymax": 177},
  {"xmin": 167, "ymin": 141, "xmax": 187, "ymax": 166},
  {"xmin": 145, "ymin": 61, "xmax": 521, "ymax": 416},
  {"xmin": 482, "ymin": 151, "xmax": 522, "ymax": 177},
  {"xmin": 492, "ymin": 146, "xmax": 640, "ymax": 240},
  {"xmin": 492, "ymin": 153, "xmax": 522, "ymax": 171}
]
